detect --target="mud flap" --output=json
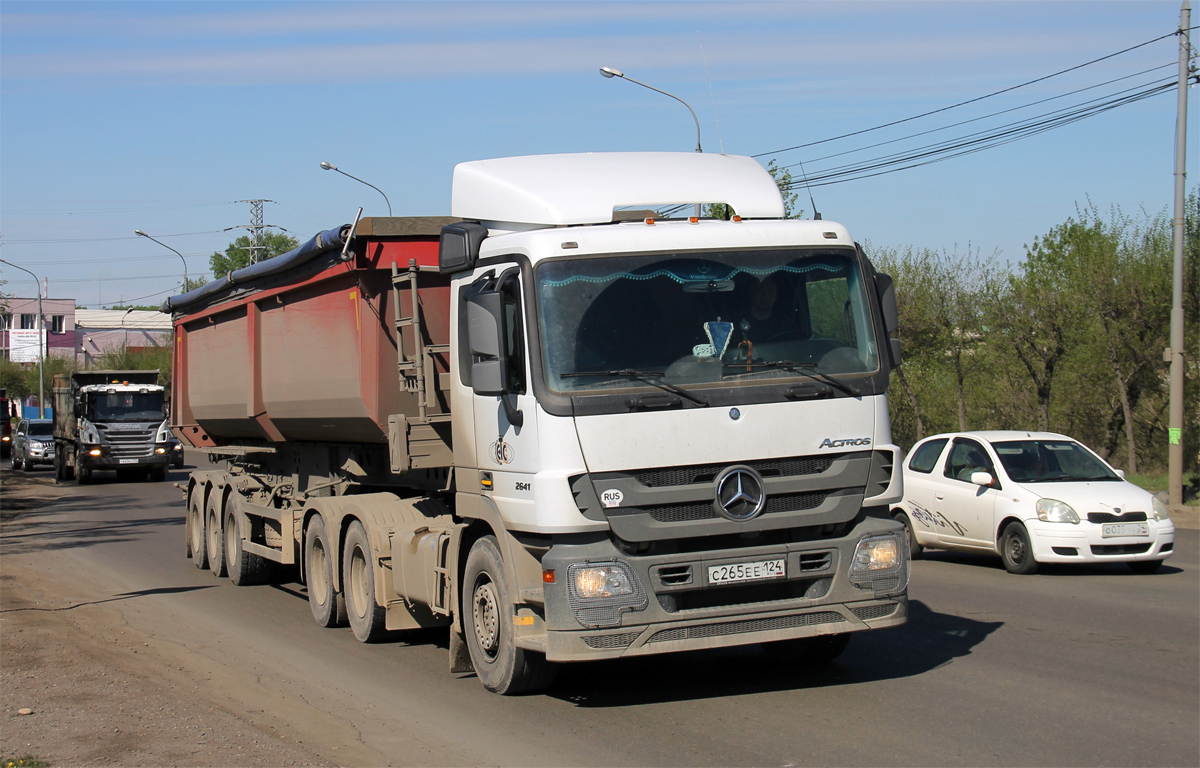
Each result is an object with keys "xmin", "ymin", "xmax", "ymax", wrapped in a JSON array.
[{"xmin": 449, "ymin": 629, "xmax": 475, "ymax": 674}]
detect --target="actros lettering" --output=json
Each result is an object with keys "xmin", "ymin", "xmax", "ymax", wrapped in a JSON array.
[{"xmin": 819, "ymin": 437, "xmax": 872, "ymax": 449}]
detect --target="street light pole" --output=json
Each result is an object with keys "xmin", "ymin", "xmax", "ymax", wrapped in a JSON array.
[
  {"xmin": 0, "ymin": 259, "xmax": 45, "ymax": 418},
  {"xmin": 600, "ymin": 66, "xmax": 703, "ymax": 217},
  {"xmin": 320, "ymin": 162, "xmax": 392, "ymax": 216},
  {"xmin": 1167, "ymin": 0, "xmax": 1192, "ymax": 507},
  {"xmin": 135, "ymin": 230, "xmax": 189, "ymax": 293}
]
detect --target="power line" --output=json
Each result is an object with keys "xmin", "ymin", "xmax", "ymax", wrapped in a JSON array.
[
  {"xmin": 755, "ymin": 29, "xmax": 1182, "ymax": 159},
  {"xmin": 1, "ymin": 229, "xmax": 226, "ymax": 245}
]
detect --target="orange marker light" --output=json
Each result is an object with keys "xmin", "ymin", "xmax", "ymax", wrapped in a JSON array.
[
  {"xmin": 688, "ymin": 216, "xmax": 699, "ymax": 224},
  {"xmin": 732, "ymin": 215, "xmax": 742, "ymax": 222},
  {"xmin": 542, "ymin": 569, "xmax": 556, "ymax": 584},
  {"xmin": 644, "ymin": 218, "xmax": 655, "ymax": 226}
]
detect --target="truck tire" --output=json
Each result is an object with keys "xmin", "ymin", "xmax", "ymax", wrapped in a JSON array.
[
  {"xmin": 149, "ymin": 465, "xmax": 167, "ymax": 482},
  {"xmin": 343, "ymin": 520, "xmax": 389, "ymax": 643},
  {"xmin": 763, "ymin": 632, "xmax": 852, "ymax": 665},
  {"xmin": 187, "ymin": 486, "xmax": 208, "ymax": 569},
  {"xmin": 462, "ymin": 536, "xmax": 556, "ymax": 695},
  {"xmin": 206, "ymin": 494, "xmax": 227, "ymax": 577},
  {"xmin": 225, "ymin": 496, "xmax": 270, "ymax": 586},
  {"xmin": 76, "ymin": 464, "xmax": 91, "ymax": 485},
  {"xmin": 305, "ymin": 515, "xmax": 346, "ymax": 628}
]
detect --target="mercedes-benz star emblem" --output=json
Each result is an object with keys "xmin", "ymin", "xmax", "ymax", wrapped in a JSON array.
[{"xmin": 715, "ymin": 467, "xmax": 766, "ymax": 521}]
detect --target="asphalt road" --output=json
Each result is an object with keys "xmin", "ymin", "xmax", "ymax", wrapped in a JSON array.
[{"xmin": 5, "ymin": 458, "xmax": 1198, "ymax": 767}]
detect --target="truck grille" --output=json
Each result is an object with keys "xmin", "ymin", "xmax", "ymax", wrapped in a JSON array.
[
  {"xmin": 103, "ymin": 428, "xmax": 156, "ymax": 458},
  {"xmin": 851, "ymin": 602, "xmax": 899, "ymax": 621},
  {"xmin": 582, "ymin": 632, "xmax": 641, "ymax": 650},
  {"xmin": 647, "ymin": 611, "xmax": 844, "ymax": 643},
  {"xmin": 645, "ymin": 491, "xmax": 828, "ymax": 523},
  {"xmin": 633, "ymin": 455, "xmax": 833, "ymax": 488}
]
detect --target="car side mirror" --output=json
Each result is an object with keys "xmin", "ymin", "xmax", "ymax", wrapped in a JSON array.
[
  {"xmin": 1114, "ymin": 469, "xmax": 1126, "ymax": 480},
  {"xmin": 970, "ymin": 471, "xmax": 994, "ymax": 487},
  {"xmin": 467, "ymin": 290, "xmax": 509, "ymax": 397}
]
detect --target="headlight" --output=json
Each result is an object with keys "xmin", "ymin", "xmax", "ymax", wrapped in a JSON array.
[
  {"xmin": 564, "ymin": 561, "xmax": 648, "ymax": 629},
  {"xmin": 849, "ymin": 533, "xmax": 908, "ymax": 594},
  {"xmin": 1152, "ymin": 496, "xmax": 1171, "ymax": 522},
  {"xmin": 573, "ymin": 565, "xmax": 635, "ymax": 599},
  {"xmin": 1036, "ymin": 498, "xmax": 1079, "ymax": 524}
]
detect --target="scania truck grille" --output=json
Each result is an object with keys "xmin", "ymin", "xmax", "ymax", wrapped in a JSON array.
[{"xmin": 105, "ymin": 429, "xmax": 155, "ymax": 458}]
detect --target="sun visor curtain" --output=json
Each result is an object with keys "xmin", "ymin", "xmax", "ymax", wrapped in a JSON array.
[{"xmin": 161, "ymin": 225, "xmax": 349, "ymax": 313}]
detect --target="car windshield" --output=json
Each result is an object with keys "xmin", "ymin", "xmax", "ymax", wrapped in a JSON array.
[
  {"xmin": 536, "ymin": 248, "xmax": 879, "ymax": 394},
  {"xmin": 27, "ymin": 422, "xmax": 52, "ymax": 436},
  {"xmin": 993, "ymin": 440, "xmax": 1120, "ymax": 482},
  {"xmin": 89, "ymin": 392, "xmax": 166, "ymax": 422}
]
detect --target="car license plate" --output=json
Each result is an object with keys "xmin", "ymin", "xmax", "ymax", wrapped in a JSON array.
[
  {"xmin": 1102, "ymin": 523, "xmax": 1148, "ymax": 538},
  {"xmin": 708, "ymin": 559, "xmax": 786, "ymax": 585},
  {"xmin": 119, "ymin": 458, "xmax": 138, "ymax": 464}
]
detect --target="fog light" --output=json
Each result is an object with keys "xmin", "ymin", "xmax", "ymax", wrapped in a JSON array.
[{"xmin": 155, "ymin": 447, "xmax": 166, "ymax": 454}]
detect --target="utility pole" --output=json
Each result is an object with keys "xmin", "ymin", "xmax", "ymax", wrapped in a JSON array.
[
  {"xmin": 1167, "ymin": 1, "xmax": 1192, "ymax": 507},
  {"xmin": 235, "ymin": 199, "xmax": 276, "ymax": 264}
]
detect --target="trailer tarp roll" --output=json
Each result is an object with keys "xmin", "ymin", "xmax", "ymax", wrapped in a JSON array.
[{"xmin": 162, "ymin": 225, "xmax": 349, "ymax": 314}]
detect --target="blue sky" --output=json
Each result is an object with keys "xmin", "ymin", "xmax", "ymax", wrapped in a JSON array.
[{"xmin": 1, "ymin": 1, "xmax": 1195, "ymax": 307}]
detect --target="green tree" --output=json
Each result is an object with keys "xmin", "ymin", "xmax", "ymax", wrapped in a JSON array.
[{"xmin": 210, "ymin": 231, "xmax": 299, "ymax": 276}]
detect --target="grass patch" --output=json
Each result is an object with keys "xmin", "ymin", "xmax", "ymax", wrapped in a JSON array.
[
  {"xmin": 3, "ymin": 757, "xmax": 50, "ymax": 768},
  {"xmin": 1126, "ymin": 471, "xmax": 1200, "ymax": 505}
]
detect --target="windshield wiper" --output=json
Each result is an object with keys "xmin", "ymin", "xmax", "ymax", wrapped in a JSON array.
[
  {"xmin": 732, "ymin": 360, "xmax": 859, "ymax": 397},
  {"xmin": 561, "ymin": 369, "xmax": 709, "ymax": 406}
]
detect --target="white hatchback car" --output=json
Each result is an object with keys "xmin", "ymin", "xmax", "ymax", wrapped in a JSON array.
[{"xmin": 892, "ymin": 431, "xmax": 1175, "ymax": 574}]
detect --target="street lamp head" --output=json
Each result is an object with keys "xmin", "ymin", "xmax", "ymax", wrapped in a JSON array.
[
  {"xmin": 320, "ymin": 161, "xmax": 337, "ymax": 171},
  {"xmin": 134, "ymin": 229, "xmax": 147, "ymax": 237},
  {"xmin": 600, "ymin": 66, "xmax": 623, "ymax": 79}
]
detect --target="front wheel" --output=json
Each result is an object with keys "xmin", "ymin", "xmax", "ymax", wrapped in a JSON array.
[
  {"xmin": 462, "ymin": 536, "xmax": 556, "ymax": 695},
  {"xmin": 149, "ymin": 464, "xmax": 167, "ymax": 482},
  {"xmin": 76, "ymin": 463, "xmax": 91, "ymax": 485},
  {"xmin": 893, "ymin": 510, "xmax": 923, "ymax": 559},
  {"xmin": 1000, "ymin": 521, "xmax": 1038, "ymax": 575},
  {"xmin": 343, "ymin": 521, "xmax": 388, "ymax": 643}
]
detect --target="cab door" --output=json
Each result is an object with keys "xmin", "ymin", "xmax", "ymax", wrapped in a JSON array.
[
  {"xmin": 466, "ymin": 266, "xmax": 541, "ymax": 525},
  {"xmin": 932, "ymin": 437, "xmax": 1001, "ymax": 547}
]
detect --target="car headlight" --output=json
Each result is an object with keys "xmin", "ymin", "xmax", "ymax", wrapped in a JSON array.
[
  {"xmin": 564, "ymin": 561, "xmax": 647, "ymax": 628},
  {"xmin": 848, "ymin": 533, "xmax": 909, "ymax": 595},
  {"xmin": 573, "ymin": 565, "xmax": 635, "ymax": 599},
  {"xmin": 1152, "ymin": 496, "xmax": 1171, "ymax": 522},
  {"xmin": 1036, "ymin": 498, "xmax": 1079, "ymax": 524}
]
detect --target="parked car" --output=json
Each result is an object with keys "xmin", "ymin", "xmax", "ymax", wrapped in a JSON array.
[
  {"xmin": 11, "ymin": 417, "xmax": 56, "ymax": 471},
  {"xmin": 892, "ymin": 431, "xmax": 1175, "ymax": 574}
]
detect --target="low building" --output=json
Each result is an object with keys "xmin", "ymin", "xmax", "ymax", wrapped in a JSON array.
[
  {"xmin": 0, "ymin": 297, "xmax": 77, "ymax": 361},
  {"xmin": 74, "ymin": 310, "xmax": 173, "ymax": 366}
]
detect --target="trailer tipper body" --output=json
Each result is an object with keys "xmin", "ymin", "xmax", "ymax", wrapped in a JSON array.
[{"xmin": 169, "ymin": 152, "xmax": 909, "ymax": 694}]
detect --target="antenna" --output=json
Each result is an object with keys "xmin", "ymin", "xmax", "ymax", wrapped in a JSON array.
[
  {"xmin": 795, "ymin": 159, "xmax": 821, "ymax": 220},
  {"xmin": 697, "ymin": 29, "xmax": 724, "ymax": 155}
]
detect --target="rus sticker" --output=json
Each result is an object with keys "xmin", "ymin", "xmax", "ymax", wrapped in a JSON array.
[{"xmin": 600, "ymin": 489, "xmax": 624, "ymax": 508}]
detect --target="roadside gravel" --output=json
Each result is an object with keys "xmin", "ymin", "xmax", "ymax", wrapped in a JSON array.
[{"xmin": 1, "ymin": 470, "xmax": 333, "ymax": 768}]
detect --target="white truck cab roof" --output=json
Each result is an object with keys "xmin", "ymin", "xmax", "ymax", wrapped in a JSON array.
[{"xmin": 451, "ymin": 152, "xmax": 786, "ymax": 227}]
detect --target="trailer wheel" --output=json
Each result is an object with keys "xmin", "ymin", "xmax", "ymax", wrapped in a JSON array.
[
  {"xmin": 305, "ymin": 515, "xmax": 346, "ymax": 628},
  {"xmin": 343, "ymin": 520, "xmax": 389, "ymax": 643},
  {"xmin": 187, "ymin": 485, "xmax": 208, "ymax": 569},
  {"xmin": 462, "ymin": 536, "xmax": 556, "ymax": 695},
  {"xmin": 225, "ymin": 495, "xmax": 269, "ymax": 586},
  {"xmin": 206, "ymin": 494, "xmax": 227, "ymax": 578}
]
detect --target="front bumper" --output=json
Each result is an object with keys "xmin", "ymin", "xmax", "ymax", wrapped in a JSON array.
[
  {"xmin": 1028, "ymin": 518, "xmax": 1175, "ymax": 563},
  {"xmin": 25, "ymin": 444, "xmax": 56, "ymax": 465},
  {"xmin": 537, "ymin": 515, "xmax": 908, "ymax": 662},
  {"xmin": 78, "ymin": 444, "xmax": 172, "ymax": 470}
]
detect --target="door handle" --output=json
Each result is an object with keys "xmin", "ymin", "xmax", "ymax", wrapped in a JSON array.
[{"xmin": 935, "ymin": 494, "xmax": 945, "ymax": 500}]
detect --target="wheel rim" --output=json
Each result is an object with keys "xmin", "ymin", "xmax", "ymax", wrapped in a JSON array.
[
  {"xmin": 472, "ymin": 578, "xmax": 501, "ymax": 659},
  {"xmin": 207, "ymin": 511, "xmax": 220, "ymax": 558},
  {"xmin": 349, "ymin": 545, "xmax": 370, "ymax": 620},
  {"xmin": 309, "ymin": 538, "xmax": 330, "ymax": 605},
  {"xmin": 1007, "ymin": 532, "xmax": 1026, "ymax": 564},
  {"xmin": 225, "ymin": 516, "xmax": 237, "ymax": 566}
]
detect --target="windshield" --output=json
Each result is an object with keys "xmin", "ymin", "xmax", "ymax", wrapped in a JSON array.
[
  {"xmin": 28, "ymin": 422, "xmax": 53, "ymax": 436},
  {"xmin": 536, "ymin": 248, "xmax": 879, "ymax": 394},
  {"xmin": 993, "ymin": 440, "xmax": 1120, "ymax": 482},
  {"xmin": 89, "ymin": 392, "xmax": 166, "ymax": 423}
]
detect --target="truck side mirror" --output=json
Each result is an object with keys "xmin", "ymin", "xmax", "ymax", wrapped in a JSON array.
[
  {"xmin": 467, "ymin": 291, "xmax": 509, "ymax": 396},
  {"xmin": 875, "ymin": 272, "xmax": 903, "ymax": 369}
]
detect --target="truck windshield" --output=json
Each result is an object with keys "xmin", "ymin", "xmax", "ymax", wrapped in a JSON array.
[
  {"xmin": 536, "ymin": 248, "xmax": 879, "ymax": 394},
  {"xmin": 89, "ymin": 392, "xmax": 166, "ymax": 422}
]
